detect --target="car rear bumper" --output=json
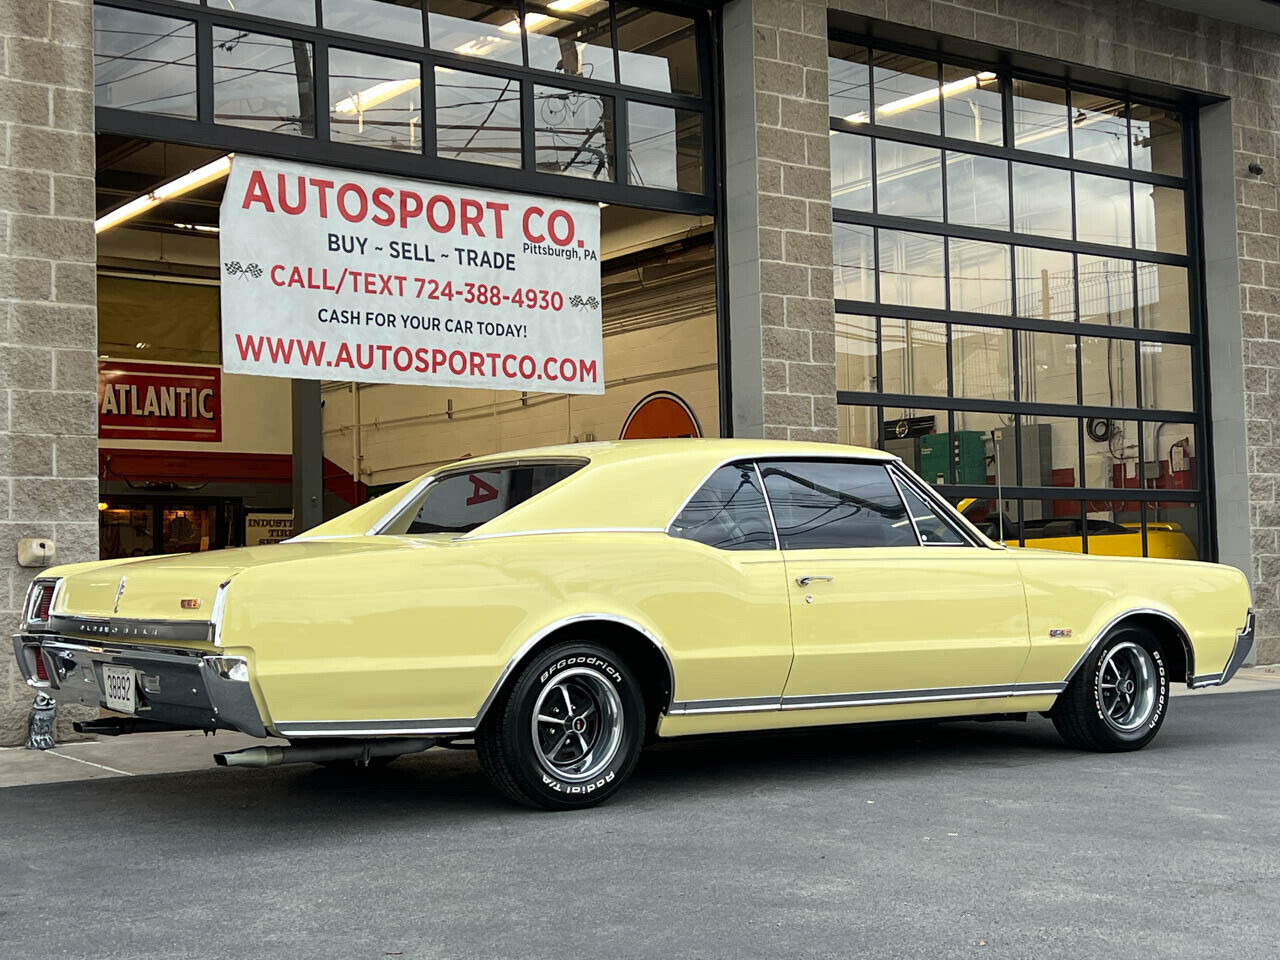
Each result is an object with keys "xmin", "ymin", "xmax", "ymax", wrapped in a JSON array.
[
  {"xmin": 12, "ymin": 634, "xmax": 267, "ymax": 738},
  {"xmin": 1189, "ymin": 609, "xmax": 1254, "ymax": 688}
]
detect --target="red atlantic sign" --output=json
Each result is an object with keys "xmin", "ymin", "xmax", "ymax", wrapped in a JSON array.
[{"xmin": 98, "ymin": 361, "xmax": 222, "ymax": 443}]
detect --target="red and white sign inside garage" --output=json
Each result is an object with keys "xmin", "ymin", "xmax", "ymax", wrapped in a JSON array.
[{"xmin": 98, "ymin": 360, "xmax": 222, "ymax": 442}]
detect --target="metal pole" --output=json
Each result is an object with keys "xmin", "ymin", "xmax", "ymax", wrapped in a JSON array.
[{"xmin": 292, "ymin": 379, "xmax": 324, "ymax": 535}]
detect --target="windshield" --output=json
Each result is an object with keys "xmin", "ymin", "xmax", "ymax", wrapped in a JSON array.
[{"xmin": 383, "ymin": 461, "xmax": 586, "ymax": 535}]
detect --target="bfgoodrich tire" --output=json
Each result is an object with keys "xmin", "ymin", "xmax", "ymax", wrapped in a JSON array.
[
  {"xmin": 1051, "ymin": 627, "xmax": 1170, "ymax": 751},
  {"xmin": 477, "ymin": 642, "xmax": 645, "ymax": 810}
]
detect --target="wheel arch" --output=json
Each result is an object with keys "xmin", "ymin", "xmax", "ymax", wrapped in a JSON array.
[
  {"xmin": 473, "ymin": 614, "xmax": 676, "ymax": 729},
  {"xmin": 1064, "ymin": 608, "xmax": 1194, "ymax": 687}
]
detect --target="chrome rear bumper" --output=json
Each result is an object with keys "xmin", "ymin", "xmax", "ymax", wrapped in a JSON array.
[
  {"xmin": 1189, "ymin": 609, "xmax": 1254, "ymax": 688},
  {"xmin": 12, "ymin": 634, "xmax": 267, "ymax": 738}
]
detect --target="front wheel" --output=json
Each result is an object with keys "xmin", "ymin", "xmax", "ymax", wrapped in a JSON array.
[
  {"xmin": 1052, "ymin": 628, "xmax": 1169, "ymax": 751},
  {"xmin": 476, "ymin": 642, "xmax": 645, "ymax": 810}
]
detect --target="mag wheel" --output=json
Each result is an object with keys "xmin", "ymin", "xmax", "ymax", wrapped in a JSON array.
[
  {"xmin": 1052, "ymin": 628, "xmax": 1169, "ymax": 751},
  {"xmin": 477, "ymin": 641, "xmax": 645, "ymax": 810}
]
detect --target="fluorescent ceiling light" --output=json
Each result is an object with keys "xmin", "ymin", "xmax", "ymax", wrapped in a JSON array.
[
  {"xmin": 95, "ymin": 154, "xmax": 234, "ymax": 234},
  {"xmin": 500, "ymin": 0, "xmax": 598, "ymax": 35},
  {"xmin": 844, "ymin": 71, "xmax": 997, "ymax": 124},
  {"xmin": 173, "ymin": 222, "xmax": 220, "ymax": 234},
  {"xmin": 334, "ymin": 77, "xmax": 420, "ymax": 115}
]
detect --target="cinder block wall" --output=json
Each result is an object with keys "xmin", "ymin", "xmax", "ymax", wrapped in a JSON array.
[{"xmin": 0, "ymin": 0, "xmax": 99, "ymax": 744}]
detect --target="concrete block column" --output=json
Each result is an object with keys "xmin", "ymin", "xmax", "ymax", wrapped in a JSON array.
[
  {"xmin": 0, "ymin": 0, "xmax": 99, "ymax": 744},
  {"xmin": 724, "ymin": 0, "xmax": 838, "ymax": 442}
]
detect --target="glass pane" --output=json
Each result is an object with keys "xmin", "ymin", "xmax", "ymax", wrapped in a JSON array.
[
  {"xmin": 1070, "ymin": 92, "xmax": 1128, "ymax": 166},
  {"xmin": 1015, "ymin": 246, "xmax": 1075, "ymax": 322},
  {"xmin": 953, "ymin": 496, "xmax": 1017, "ymax": 543},
  {"xmin": 435, "ymin": 67, "xmax": 521, "ymax": 167},
  {"xmin": 1131, "ymin": 104, "xmax": 1183, "ymax": 177},
  {"xmin": 329, "ymin": 49, "xmax": 422, "ymax": 153},
  {"xmin": 878, "ymin": 229, "xmax": 945, "ymax": 309},
  {"xmin": 941, "ymin": 64, "xmax": 1002, "ymax": 145},
  {"xmin": 839, "ymin": 404, "xmax": 879, "ymax": 448},
  {"xmin": 1142, "ymin": 421, "xmax": 1197, "ymax": 491},
  {"xmin": 1019, "ymin": 498, "xmax": 1085, "ymax": 551},
  {"xmin": 1018, "ymin": 330, "xmax": 1078, "ymax": 404},
  {"xmin": 213, "ymin": 29, "xmax": 315, "ymax": 137},
  {"xmin": 325, "ymin": 0, "xmax": 424, "ymax": 46},
  {"xmin": 161, "ymin": 507, "xmax": 213, "ymax": 554},
  {"xmin": 946, "ymin": 152, "xmax": 1009, "ymax": 230},
  {"xmin": 534, "ymin": 85, "xmax": 614, "ymax": 180},
  {"xmin": 1143, "ymin": 501, "xmax": 1201, "ymax": 559},
  {"xmin": 1084, "ymin": 418, "xmax": 1139, "ymax": 488},
  {"xmin": 1137, "ymin": 263, "xmax": 1190, "ymax": 333},
  {"xmin": 1140, "ymin": 342, "xmax": 1193, "ymax": 411},
  {"xmin": 881, "ymin": 318, "xmax": 947, "ymax": 397},
  {"xmin": 98, "ymin": 277, "xmax": 220, "ymax": 364},
  {"xmin": 829, "ymin": 41, "xmax": 870, "ymax": 123},
  {"xmin": 525, "ymin": 0, "xmax": 614, "ymax": 81},
  {"xmin": 616, "ymin": 7, "xmax": 699, "ymax": 95},
  {"xmin": 210, "ymin": 0, "xmax": 314, "ymax": 23},
  {"xmin": 427, "ymin": 0, "xmax": 522, "ymax": 63},
  {"xmin": 872, "ymin": 51, "xmax": 939, "ymax": 135},
  {"xmin": 1013, "ymin": 163, "xmax": 1072, "ymax": 239},
  {"xmin": 1080, "ymin": 336, "xmax": 1136, "ymax": 407},
  {"xmin": 948, "ymin": 238, "xmax": 1012, "ymax": 315},
  {"xmin": 832, "ymin": 223, "xmax": 875, "ymax": 302},
  {"xmin": 627, "ymin": 104, "xmax": 702, "ymax": 192},
  {"xmin": 830, "ymin": 133, "xmax": 873, "ymax": 212},
  {"xmin": 952, "ymin": 411, "xmax": 1014, "ymax": 486},
  {"xmin": 1074, "ymin": 172, "xmax": 1132, "ymax": 247},
  {"xmin": 952, "ymin": 325, "xmax": 1013, "ymax": 401},
  {"xmin": 1012, "ymin": 80, "xmax": 1068, "ymax": 156},
  {"xmin": 100, "ymin": 506, "xmax": 156, "ymax": 560},
  {"xmin": 896, "ymin": 481, "xmax": 966, "ymax": 544},
  {"xmin": 1021, "ymin": 415, "xmax": 1081, "ymax": 487},
  {"xmin": 836, "ymin": 314, "xmax": 877, "ymax": 393},
  {"xmin": 94, "ymin": 7, "xmax": 197, "ymax": 118},
  {"xmin": 404, "ymin": 464, "xmax": 583, "ymax": 533},
  {"xmin": 1134, "ymin": 183, "xmax": 1186, "ymax": 254},
  {"xmin": 760, "ymin": 461, "xmax": 916, "ymax": 549},
  {"xmin": 670, "ymin": 464, "xmax": 776, "ymax": 551},
  {"xmin": 883, "ymin": 407, "xmax": 949, "ymax": 484},
  {"xmin": 875, "ymin": 141, "xmax": 942, "ymax": 220},
  {"xmin": 1078, "ymin": 255, "xmax": 1135, "ymax": 326}
]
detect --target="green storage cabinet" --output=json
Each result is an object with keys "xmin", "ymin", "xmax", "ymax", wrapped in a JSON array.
[{"xmin": 918, "ymin": 431, "xmax": 987, "ymax": 485}]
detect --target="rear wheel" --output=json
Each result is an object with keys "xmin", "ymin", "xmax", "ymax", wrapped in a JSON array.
[
  {"xmin": 477, "ymin": 641, "xmax": 645, "ymax": 810},
  {"xmin": 1052, "ymin": 628, "xmax": 1169, "ymax": 751}
]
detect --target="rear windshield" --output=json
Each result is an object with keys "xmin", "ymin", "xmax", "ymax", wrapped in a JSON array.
[{"xmin": 388, "ymin": 461, "xmax": 585, "ymax": 535}]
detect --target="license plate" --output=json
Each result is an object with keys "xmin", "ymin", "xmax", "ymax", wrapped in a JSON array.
[{"xmin": 102, "ymin": 665, "xmax": 137, "ymax": 713}]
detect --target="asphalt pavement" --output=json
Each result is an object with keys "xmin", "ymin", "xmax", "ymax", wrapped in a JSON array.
[{"xmin": 3, "ymin": 689, "xmax": 1278, "ymax": 960}]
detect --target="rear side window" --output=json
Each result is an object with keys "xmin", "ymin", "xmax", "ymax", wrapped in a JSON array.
[
  {"xmin": 402, "ymin": 462, "xmax": 583, "ymax": 534},
  {"xmin": 670, "ymin": 463, "xmax": 776, "ymax": 550},
  {"xmin": 760, "ymin": 460, "xmax": 915, "ymax": 549}
]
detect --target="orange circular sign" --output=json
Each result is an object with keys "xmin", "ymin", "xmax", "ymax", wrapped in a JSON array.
[{"xmin": 620, "ymin": 392, "xmax": 701, "ymax": 440}]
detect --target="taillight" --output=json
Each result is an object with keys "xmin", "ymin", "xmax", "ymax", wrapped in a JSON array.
[
  {"xmin": 32, "ymin": 650, "xmax": 49, "ymax": 683},
  {"xmin": 35, "ymin": 584, "xmax": 54, "ymax": 620}
]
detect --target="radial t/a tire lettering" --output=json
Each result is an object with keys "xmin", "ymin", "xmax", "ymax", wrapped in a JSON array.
[
  {"xmin": 1051, "ymin": 627, "xmax": 1169, "ymax": 752},
  {"xmin": 476, "ymin": 641, "xmax": 645, "ymax": 810}
]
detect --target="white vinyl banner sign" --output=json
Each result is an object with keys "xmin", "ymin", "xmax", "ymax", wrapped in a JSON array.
[{"xmin": 219, "ymin": 156, "xmax": 603, "ymax": 394}]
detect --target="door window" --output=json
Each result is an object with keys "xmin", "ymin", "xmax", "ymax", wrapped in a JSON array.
[
  {"xmin": 760, "ymin": 461, "xmax": 916, "ymax": 549},
  {"xmin": 670, "ymin": 463, "xmax": 775, "ymax": 550},
  {"xmin": 892, "ymin": 475, "xmax": 968, "ymax": 545}
]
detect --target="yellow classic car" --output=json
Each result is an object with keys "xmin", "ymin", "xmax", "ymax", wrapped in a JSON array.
[{"xmin": 13, "ymin": 439, "xmax": 1254, "ymax": 809}]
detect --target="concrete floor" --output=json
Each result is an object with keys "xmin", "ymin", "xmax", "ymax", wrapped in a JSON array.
[{"xmin": 2, "ymin": 678, "xmax": 1278, "ymax": 959}]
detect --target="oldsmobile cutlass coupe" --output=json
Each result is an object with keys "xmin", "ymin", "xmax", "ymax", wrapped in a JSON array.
[{"xmin": 14, "ymin": 440, "xmax": 1254, "ymax": 809}]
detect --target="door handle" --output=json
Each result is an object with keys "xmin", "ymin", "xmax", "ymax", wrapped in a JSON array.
[{"xmin": 795, "ymin": 575, "xmax": 833, "ymax": 586}]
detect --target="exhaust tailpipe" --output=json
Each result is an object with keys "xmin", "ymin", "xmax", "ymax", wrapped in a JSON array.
[{"xmin": 214, "ymin": 738, "xmax": 435, "ymax": 768}]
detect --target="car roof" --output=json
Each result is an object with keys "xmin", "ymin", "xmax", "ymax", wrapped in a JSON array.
[{"xmin": 455, "ymin": 437, "xmax": 895, "ymax": 469}]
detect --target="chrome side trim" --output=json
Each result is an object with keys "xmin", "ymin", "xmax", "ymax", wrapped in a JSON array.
[
  {"xmin": 754, "ymin": 462, "xmax": 782, "ymax": 550},
  {"xmin": 473, "ymin": 612, "xmax": 679, "ymax": 725},
  {"xmin": 275, "ymin": 718, "xmax": 477, "ymax": 738},
  {"xmin": 366, "ymin": 475, "xmax": 434, "ymax": 536},
  {"xmin": 458, "ymin": 527, "xmax": 663, "ymax": 543},
  {"xmin": 668, "ymin": 682, "xmax": 1065, "ymax": 716},
  {"xmin": 1189, "ymin": 673, "xmax": 1224, "ymax": 688},
  {"xmin": 1061, "ymin": 607, "xmax": 1196, "ymax": 686},
  {"xmin": 44, "ymin": 614, "xmax": 214, "ymax": 645}
]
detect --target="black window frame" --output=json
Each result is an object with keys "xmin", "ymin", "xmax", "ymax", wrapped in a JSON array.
[
  {"xmin": 93, "ymin": 0, "xmax": 717, "ymax": 215},
  {"xmin": 828, "ymin": 29, "xmax": 1211, "ymax": 561}
]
